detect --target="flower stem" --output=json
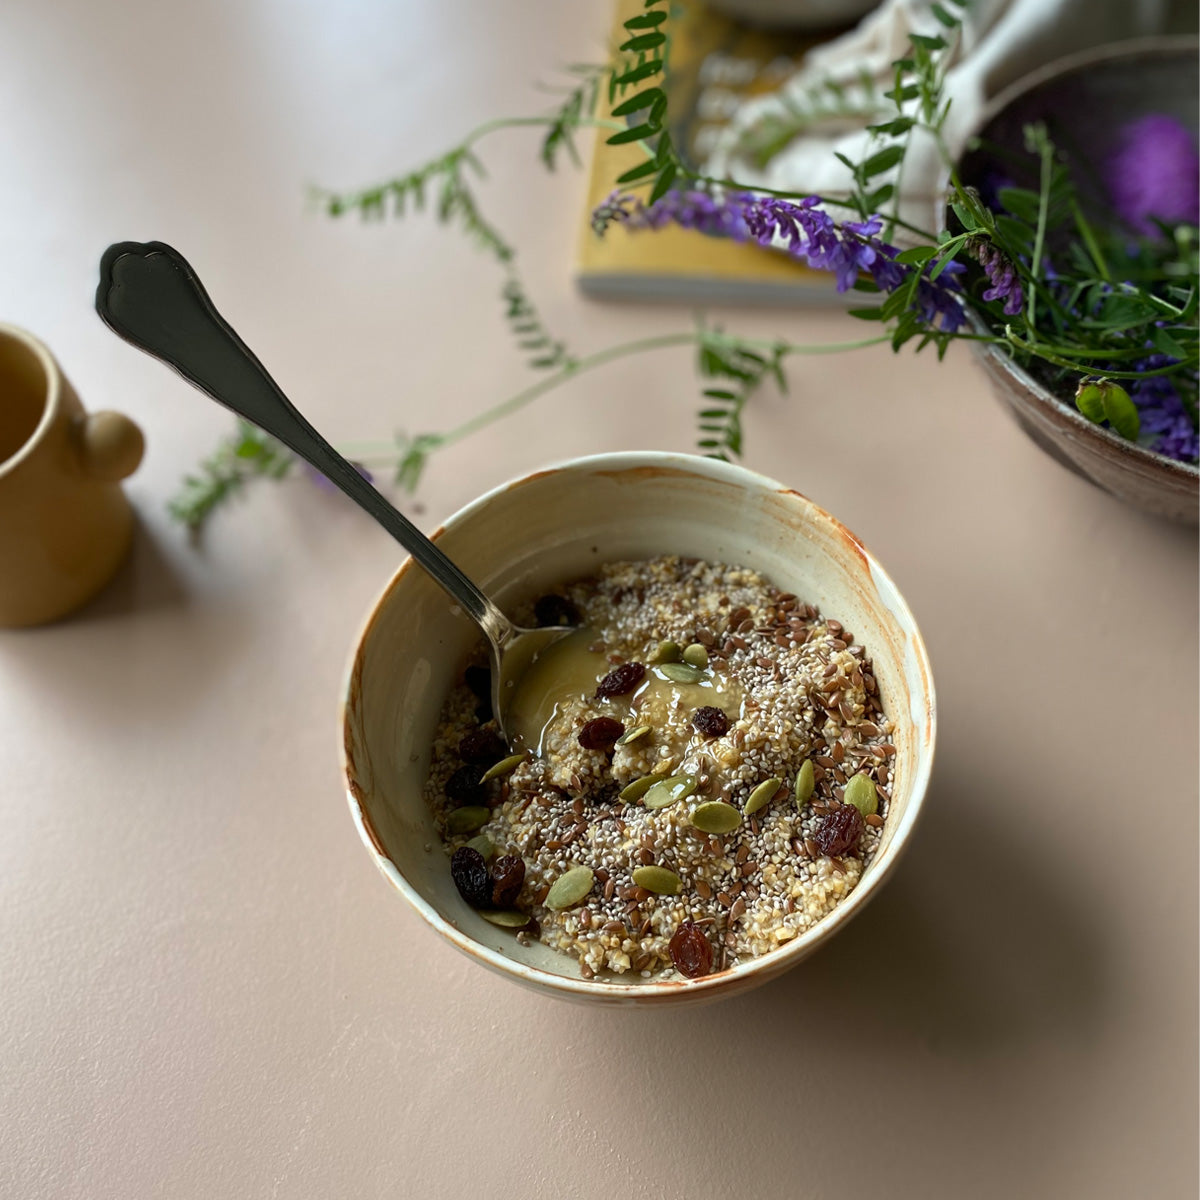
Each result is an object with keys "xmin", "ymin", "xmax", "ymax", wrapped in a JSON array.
[
  {"xmin": 340, "ymin": 330, "xmax": 893, "ymax": 468},
  {"xmin": 1027, "ymin": 135, "xmax": 1055, "ymax": 334}
]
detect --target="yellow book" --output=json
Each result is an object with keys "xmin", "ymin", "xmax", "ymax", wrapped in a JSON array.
[{"xmin": 576, "ymin": 0, "xmax": 852, "ymax": 304}]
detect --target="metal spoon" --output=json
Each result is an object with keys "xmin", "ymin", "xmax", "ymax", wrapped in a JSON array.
[{"xmin": 95, "ymin": 240, "xmax": 571, "ymax": 745}]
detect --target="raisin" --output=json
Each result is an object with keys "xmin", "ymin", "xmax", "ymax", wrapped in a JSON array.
[
  {"xmin": 490, "ymin": 854, "xmax": 526, "ymax": 908},
  {"xmin": 450, "ymin": 846, "xmax": 492, "ymax": 908},
  {"xmin": 445, "ymin": 763, "xmax": 485, "ymax": 807},
  {"xmin": 669, "ymin": 920, "xmax": 714, "ymax": 979},
  {"xmin": 578, "ymin": 717, "xmax": 625, "ymax": 751},
  {"xmin": 595, "ymin": 662, "xmax": 646, "ymax": 698},
  {"xmin": 464, "ymin": 665, "xmax": 491, "ymax": 702},
  {"xmin": 692, "ymin": 706, "xmax": 730, "ymax": 738},
  {"xmin": 523, "ymin": 915, "xmax": 541, "ymax": 939},
  {"xmin": 814, "ymin": 804, "xmax": 865, "ymax": 856},
  {"xmin": 534, "ymin": 594, "xmax": 580, "ymax": 627},
  {"xmin": 458, "ymin": 727, "xmax": 506, "ymax": 765},
  {"xmin": 464, "ymin": 665, "xmax": 492, "ymax": 720}
]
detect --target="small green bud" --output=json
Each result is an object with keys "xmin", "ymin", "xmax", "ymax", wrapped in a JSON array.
[{"xmin": 1075, "ymin": 379, "xmax": 1139, "ymax": 442}]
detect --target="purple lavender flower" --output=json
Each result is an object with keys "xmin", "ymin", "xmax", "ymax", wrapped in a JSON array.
[
  {"xmin": 619, "ymin": 188, "xmax": 965, "ymax": 332},
  {"xmin": 591, "ymin": 189, "xmax": 637, "ymax": 237},
  {"xmin": 1127, "ymin": 351, "xmax": 1199, "ymax": 462},
  {"xmin": 970, "ymin": 239, "xmax": 1024, "ymax": 317},
  {"xmin": 624, "ymin": 188, "xmax": 753, "ymax": 241},
  {"xmin": 1105, "ymin": 114, "xmax": 1200, "ymax": 236}
]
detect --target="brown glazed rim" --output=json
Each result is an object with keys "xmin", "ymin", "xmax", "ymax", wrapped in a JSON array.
[{"xmin": 944, "ymin": 35, "xmax": 1199, "ymax": 486}]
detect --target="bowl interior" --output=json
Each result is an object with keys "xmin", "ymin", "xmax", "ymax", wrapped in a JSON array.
[{"xmin": 342, "ymin": 455, "xmax": 935, "ymax": 1001}]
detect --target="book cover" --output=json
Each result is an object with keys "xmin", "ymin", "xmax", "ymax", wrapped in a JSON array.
[{"xmin": 576, "ymin": 0, "xmax": 848, "ymax": 304}]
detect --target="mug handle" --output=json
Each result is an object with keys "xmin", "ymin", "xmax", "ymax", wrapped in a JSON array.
[{"xmin": 75, "ymin": 410, "xmax": 145, "ymax": 482}]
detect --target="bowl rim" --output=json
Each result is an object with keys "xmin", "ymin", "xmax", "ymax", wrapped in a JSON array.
[
  {"xmin": 945, "ymin": 34, "xmax": 1200, "ymax": 484},
  {"xmin": 339, "ymin": 450, "xmax": 937, "ymax": 1001}
]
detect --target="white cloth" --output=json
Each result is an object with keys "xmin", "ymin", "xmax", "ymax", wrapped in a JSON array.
[{"xmin": 705, "ymin": 0, "xmax": 1180, "ymax": 238}]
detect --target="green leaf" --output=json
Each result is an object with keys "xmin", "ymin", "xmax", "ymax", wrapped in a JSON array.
[
  {"xmin": 862, "ymin": 145, "xmax": 906, "ymax": 177},
  {"xmin": 648, "ymin": 163, "xmax": 677, "ymax": 204},
  {"xmin": 616, "ymin": 158, "xmax": 659, "ymax": 184},
  {"xmin": 865, "ymin": 183, "xmax": 895, "ymax": 209},
  {"xmin": 931, "ymin": 3, "xmax": 958, "ymax": 26},
  {"xmin": 895, "ymin": 245, "xmax": 936, "ymax": 265},
  {"xmin": 613, "ymin": 58, "xmax": 664, "ymax": 88},
  {"xmin": 620, "ymin": 31, "xmax": 665, "ymax": 52},
  {"xmin": 607, "ymin": 123, "xmax": 657, "ymax": 146},
  {"xmin": 884, "ymin": 84, "xmax": 921, "ymax": 103},
  {"xmin": 950, "ymin": 199, "xmax": 982, "ymax": 233},
  {"xmin": 1152, "ymin": 325, "xmax": 1188, "ymax": 359},
  {"xmin": 654, "ymin": 129, "xmax": 675, "ymax": 165},
  {"xmin": 910, "ymin": 33, "xmax": 947, "ymax": 49},
  {"xmin": 866, "ymin": 116, "xmax": 915, "ymax": 136},
  {"xmin": 928, "ymin": 251, "xmax": 961, "ymax": 282},
  {"xmin": 848, "ymin": 307, "xmax": 885, "ymax": 320},
  {"xmin": 995, "ymin": 214, "xmax": 1034, "ymax": 252},
  {"xmin": 611, "ymin": 87, "xmax": 664, "ymax": 118},
  {"xmin": 996, "ymin": 187, "xmax": 1041, "ymax": 224},
  {"xmin": 624, "ymin": 10, "xmax": 666, "ymax": 27}
]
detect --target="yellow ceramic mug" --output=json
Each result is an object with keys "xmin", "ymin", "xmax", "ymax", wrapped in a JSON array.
[{"xmin": 0, "ymin": 323, "xmax": 144, "ymax": 627}]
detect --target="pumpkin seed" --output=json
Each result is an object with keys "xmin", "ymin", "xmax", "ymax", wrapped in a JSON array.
[
  {"xmin": 615, "ymin": 724, "xmax": 652, "ymax": 747},
  {"xmin": 643, "ymin": 773, "xmax": 698, "ymax": 810},
  {"xmin": 843, "ymin": 771, "xmax": 879, "ymax": 817},
  {"xmin": 466, "ymin": 834, "xmax": 495, "ymax": 861},
  {"xmin": 650, "ymin": 639, "xmax": 682, "ymax": 664},
  {"xmin": 445, "ymin": 806, "xmax": 489, "ymax": 835},
  {"xmin": 631, "ymin": 865, "xmax": 682, "ymax": 895},
  {"xmin": 545, "ymin": 866, "xmax": 594, "ymax": 910},
  {"xmin": 619, "ymin": 775, "xmax": 657, "ymax": 802},
  {"xmin": 659, "ymin": 662, "xmax": 704, "ymax": 685},
  {"xmin": 650, "ymin": 758, "xmax": 676, "ymax": 776},
  {"xmin": 794, "ymin": 759, "xmax": 815, "ymax": 807},
  {"xmin": 690, "ymin": 801, "xmax": 742, "ymax": 834},
  {"xmin": 480, "ymin": 751, "xmax": 527, "ymax": 782},
  {"xmin": 478, "ymin": 909, "xmax": 530, "ymax": 928},
  {"xmin": 744, "ymin": 777, "xmax": 783, "ymax": 816},
  {"xmin": 682, "ymin": 643, "xmax": 709, "ymax": 669}
]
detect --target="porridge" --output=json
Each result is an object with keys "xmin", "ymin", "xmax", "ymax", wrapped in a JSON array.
[{"xmin": 424, "ymin": 555, "xmax": 895, "ymax": 981}]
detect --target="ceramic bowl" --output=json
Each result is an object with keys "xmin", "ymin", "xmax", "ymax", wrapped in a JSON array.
[
  {"xmin": 953, "ymin": 38, "xmax": 1199, "ymax": 525},
  {"xmin": 340, "ymin": 453, "xmax": 935, "ymax": 1005}
]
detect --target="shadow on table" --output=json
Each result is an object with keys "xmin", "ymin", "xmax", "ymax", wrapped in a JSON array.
[
  {"xmin": 615, "ymin": 757, "xmax": 1108, "ymax": 1065},
  {"xmin": 74, "ymin": 513, "xmax": 188, "ymax": 621},
  {"xmin": 714, "ymin": 769, "xmax": 1104, "ymax": 1051},
  {"xmin": 568, "ymin": 764, "xmax": 1113, "ymax": 1189},
  {"xmin": 0, "ymin": 514, "xmax": 262, "ymax": 729}
]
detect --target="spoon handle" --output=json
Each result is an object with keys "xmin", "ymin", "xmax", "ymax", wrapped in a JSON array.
[{"xmin": 95, "ymin": 240, "xmax": 512, "ymax": 642}]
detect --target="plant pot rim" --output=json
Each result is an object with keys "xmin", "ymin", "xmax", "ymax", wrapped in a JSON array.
[{"xmin": 967, "ymin": 314, "xmax": 1199, "ymax": 483}]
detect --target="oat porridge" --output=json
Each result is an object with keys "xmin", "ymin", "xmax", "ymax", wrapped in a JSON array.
[{"xmin": 424, "ymin": 555, "xmax": 896, "ymax": 981}]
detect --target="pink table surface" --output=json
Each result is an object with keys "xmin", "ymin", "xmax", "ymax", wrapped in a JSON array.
[{"xmin": 1, "ymin": 2, "xmax": 1196, "ymax": 1197}]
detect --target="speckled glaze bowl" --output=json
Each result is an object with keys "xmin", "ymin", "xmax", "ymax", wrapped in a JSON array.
[
  {"xmin": 953, "ymin": 38, "xmax": 1199, "ymax": 525},
  {"xmin": 340, "ymin": 453, "xmax": 935, "ymax": 1005}
]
